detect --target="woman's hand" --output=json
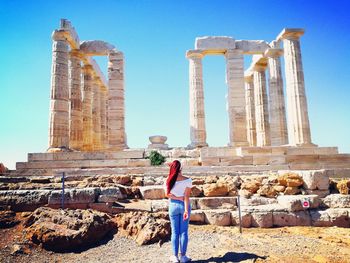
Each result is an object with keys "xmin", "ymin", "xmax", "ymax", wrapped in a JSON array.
[{"xmin": 183, "ymin": 210, "xmax": 189, "ymax": 221}]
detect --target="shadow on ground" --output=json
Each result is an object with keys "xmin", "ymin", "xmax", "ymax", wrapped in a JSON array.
[{"xmin": 191, "ymin": 251, "xmax": 267, "ymax": 262}]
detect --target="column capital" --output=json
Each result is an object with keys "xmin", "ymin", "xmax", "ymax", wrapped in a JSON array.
[
  {"xmin": 264, "ymin": 48, "xmax": 283, "ymax": 58},
  {"xmin": 225, "ymin": 48, "xmax": 243, "ymax": 58},
  {"xmin": 108, "ymin": 50, "xmax": 124, "ymax": 60},
  {"xmin": 277, "ymin": 28, "xmax": 304, "ymax": 41},
  {"xmin": 244, "ymin": 74, "xmax": 253, "ymax": 83},
  {"xmin": 52, "ymin": 30, "xmax": 68, "ymax": 42},
  {"xmin": 186, "ymin": 50, "xmax": 204, "ymax": 59}
]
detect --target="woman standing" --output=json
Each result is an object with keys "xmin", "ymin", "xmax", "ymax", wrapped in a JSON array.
[{"xmin": 165, "ymin": 160, "xmax": 192, "ymax": 263}]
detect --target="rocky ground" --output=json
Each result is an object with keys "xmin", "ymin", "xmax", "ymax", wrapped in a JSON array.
[{"xmin": 1, "ymin": 215, "xmax": 350, "ymax": 263}]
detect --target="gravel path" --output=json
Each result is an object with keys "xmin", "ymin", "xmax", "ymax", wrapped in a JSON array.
[{"xmin": 1, "ymin": 225, "xmax": 350, "ymax": 263}]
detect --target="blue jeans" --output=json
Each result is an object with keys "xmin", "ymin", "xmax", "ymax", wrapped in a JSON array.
[{"xmin": 169, "ymin": 199, "xmax": 191, "ymax": 256}]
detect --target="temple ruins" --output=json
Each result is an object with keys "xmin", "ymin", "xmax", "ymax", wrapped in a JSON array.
[{"xmin": 9, "ymin": 19, "xmax": 350, "ymax": 175}]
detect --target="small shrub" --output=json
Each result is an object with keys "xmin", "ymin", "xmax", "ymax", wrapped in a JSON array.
[{"xmin": 148, "ymin": 151, "xmax": 166, "ymax": 166}]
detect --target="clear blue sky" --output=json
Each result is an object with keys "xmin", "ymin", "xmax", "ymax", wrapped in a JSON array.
[{"xmin": 1, "ymin": 0, "xmax": 350, "ymax": 169}]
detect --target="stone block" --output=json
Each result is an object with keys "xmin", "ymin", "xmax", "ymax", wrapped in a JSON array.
[
  {"xmin": 305, "ymin": 190, "xmax": 329, "ymax": 198},
  {"xmin": 139, "ymin": 186, "xmax": 165, "ymax": 200},
  {"xmin": 219, "ymin": 156, "xmax": 253, "ymax": 165},
  {"xmin": 326, "ymin": 208, "xmax": 350, "ymax": 227},
  {"xmin": 98, "ymin": 187, "xmax": 126, "ymax": 202},
  {"xmin": 277, "ymin": 195, "xmax": 321, "ymax": 212},
  {"xmin": 151, "ymin": 199, "xmax": 168, "ymax": 212},
  {"xmin": 204, "ymin": 209, "xmax": 232, "ymax": 226},
  {"xmin": 190, "ymin": 210, "xmax": 206, "ymax": 224},
  {"xmin": 195, "ymin": 197, "xmax": 237, "ymax": 210},
  {"xmin": 323, "ymin": 194, "xmax": 350, "ymax": 208},
  {"xmin": 48, "ymin": 188, "xmax": 98, "ymax": 205},
  {"xmin": 240, "ymin": 196, "xmax": 277, "ymax": 206},
  {"xmin": 286, "ymin": 147, "xmax": 338, "ymax": 155},
  {"xmin": 272, "ymin": 212, "xmax": 297, "ymax": 226},
  {"xmin": 242, "ymin": 204, "xmax": 287, "ymax": 213},
  {"xmin": 0, "ymin": 190, "xmax": 51, "ymax": 211},
  {"xmin": 238, "ymin": 147, "xmax": 272, "ymax": 155},
  {"xmin": 235, "ymin": 40, "xmax": 269, "ymax": 54},
  {"xmin": 200, "ymin": 147, "xmax": 237, "ymax": 158},
  {"xmin": 200, "ymin": 157, "xmax": 220, "ymax": 166},
  {"xmin": 310, "ymin": 210, "xmax": 331, "ymax": 227},
  {"xmin": 251, "ymin": 212, "xmax": 273, "ymax": 228},
  {"xmin": 195, "ymin": 36, "xmax": 235, "ymax": 51},
  {"xmin": 231, "ymin": 211, "xmax": 252, "ymax": 228},
  {"xmin": 299, "ymin": 170, "xmax": 329, "ymax": 190}
]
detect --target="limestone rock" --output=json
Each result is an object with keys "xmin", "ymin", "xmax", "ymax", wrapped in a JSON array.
[
  {"xmin": 80, "ymin": 40, "xmax": 115, "ymax": 56},
  {"xmin": 337, "ymin": 180, "xmax": 350, "ymax": 195},
  {"xmin": 48, "ymin": 188, "xmax": 98, "ymax": 205},
  {"xmin": 326, "ymin": 208, "xmax": 350, "ymax": 227},
  {"xmin": 277, "ymin": 195, "xmax": 320, "ymax": 212},
  {"xmin": 98, "ymin": 187, "xmax": 127, "ymax": 202},
  {"xmin": 196, "ymin": 197, "xmax": 236, "ymax": 210},
  {"xmin": 205, "ymin": 175, "xmax": 218, "ymax": 184},
  {"xmin": 24, "ymin": 207, "xmax": 115, "ymax": 251},
  {"xmin": 203, "ymin": 183, "xmax": 228, "ymax": 197},
  {"xmin": 195, "ymin": 36, "xmax": 235, "ymax": 50},
  {"xmin": 241, "ymin": 180, "xmax": 261, "ymax": 195},
  {"xmin": 251, "ymin": 212, "xmax": 273, "ymax": 228},
  {"xmin": 131, "ymin": 177, "xmax": 143, "ymax": 187},
  {"xmin": 240, "ymin": 196, "xmax": 278, "ymax": 206},
  {"xmin": 190, "ymin": 185, "xmax": 203, "ymax": 197},
  {"xmin": 272, "ymin": 211, "xmax": 311, "ymax": 227},
  {"xmin": 235, "ymin": 40, "xmax": 270, "ymax": 54},
  {"xmin": 300, "ymin": 170, "xmax": 329, "ymax": 190},
  {"xmin": 114, "ymin": 211, "xmax": 170, "ymax": 245},
  {"xmin": 204, "ymin": 209, "xmax": 232, "ymax": 226},
  {"xmin": 284, "ymin": 186, "xmax": 301, "ymax": 195},
  {"xmin": 139, "ymin": 186, "xmax": 165, "ymax": 200},
  {"xmin": 0, "ymin": 210, "xmax": 20, "ymax": 228},
  {"xmin": 0, "ymin": 190, "xmax": 51, "ymax": 211},
  {"xmin": 257, "ymin": 184, "xmax": 277, "ymax": 198},
  {"xmin": 190, "ymin": 210, "xmax": 206, "ymax": 224},
  {"xmin": 323, "ymin": 194, "xmax": 350, "ymax": 208},
  {"xmin": 278, "ymin": 173, "xmax": 303, "ymax": 187},
  {"xmin": 192, "ymin": 178, "xmax": 205, "ymax": 185},
  {"xmin": 151, "ymin": 199, "xmax": 168, "ymax": 212},
  {"xmin": 273, "ymin": 185, "xmax": 286, "ymax": 193},
  {"xmin": 310, "ymin": 210, "xmax": 331, "ymax": 227},
  {"xmin": 231, "ymin": 211, "xmax": 252, "ymax": 228}
]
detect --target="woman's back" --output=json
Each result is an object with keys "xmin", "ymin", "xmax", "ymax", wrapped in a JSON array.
[{"xmin": 170, "ymin": 178, "xmax": 192, "ymax": 197}]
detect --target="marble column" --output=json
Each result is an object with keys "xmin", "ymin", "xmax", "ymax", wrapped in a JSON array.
[
  {"xmin": 278, "ymin": 28, "xmax": 313, "ymax": 146},
  {"xmin": 225, "ymin": 49, "xmax": 248, "ymax": 146},
  {"xmin": 92, "ymin": 77, "xmax": 102, "ymax": 151},
  {"xmin": 68, "ymin": 49, "xmax": 83, "ymax": 150},
  {"xmin": 48, "ymin": 31, "xmax": 70, "ymax": 152},
  {"xmin": 253, "ymin": 62, "xmax": 271, "ymax": 146},
  {"xmin": 244, "ymin": 74, "xmax": 256, "ymax": 146},
  {"xmin": 100, "ymin": 87, "xmax": 107, "ymax": 150},
  {"xmin": 82, "ymin": 65, "xmax": 93, "ymax": 151},
  {"xmin": 265, "ymin": 48, "xmax": 288, "ymax": 146},
  {"xmin": 186, "ymin": 50, "xmax": 208, "ymax": 148},
  {"xmin": 107, "ymin": 51, "xmax": 127, "ymax": 151}
]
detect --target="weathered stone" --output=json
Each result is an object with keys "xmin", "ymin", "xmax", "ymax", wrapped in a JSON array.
[
  {"xmin": 139, "ymin": 186, "xmax": 165, "ymax": 200},
  {"xmin": 24, "ymin": 207, "xmax": 115, "ymax": 251},
  {"xmin": 203, "ymin": 183, "xmax": 228, "ymax": 197},
  {"xmin": 297, "ymin": 170, "xmax": 330, "ymax": 190},
  {"xmin": 305, "ymin": 189, "xmax": 329, "ymax": 198},
  {"xmin": 0, "ymin": 190, "xmax": 51, "ymax": 211},
  {"xmin": 284, "ymin": 186, "xmax": 301, "ymax": 195},
  {"xmin": 273, "ymin": 185, "xmax": 286, "ymax": 192},
  {"xmin": 196, "ymin": 197, "xmax": 236, "ymax": 210},
  {"xmin": 241, "ymin": 204, "xmax": 286, "ymax": 213},
  {"xmin": 277, "ymin": 195, "xmax": 320, "ymax": 212},
  {"xmin": 323, "ymin": 194, "xmax": 350, "ymax": 208},
  {"xmin": 195, "ymin": 36, "xmax": 235, "ymax": 51},
  {"xmin": 257, "ymin": 184, "xmax": 277, "ymax": 198},
  {"xmin": 337, "ymin": 179, "xmax": 350, "ymax": 195},
  {"xmin": 241, "ymin": 180, "xmax": 261, "ymax": 195},
  {"xmin": 0, "ymin": 163, "xmax": 7, "ymax": 175},
  {"xmin": 251, "ymin": 212, "xmax": 273, "ymax": 228},
  {"xmin": 204, "ymin": 175, "xmax": 218, "ymax": 184},
  {"xmin": 98, "ymin": 187, "xmax": 126, "ymax": 202},
  {"xmin": 204, "ymin": 209, "xmax": 232, "ymax": 226},
  {"xmin": 278, "ymin": 172, "xmax": 303, "ymax": 187},
  {"xmin": 48, "ymin": 188, "xmax": 98, "ymax": 205},
  {"xmin": 151, "ymin": 199, "xmax": 168, "ymax": 212},
  {"xmin": 326, "ymin": 208, "xmax": 350, "ymax": 227},
  {"xmin": 231, "ymin": 211, "xmax": 252, "ymax": 228},
  {"xmin": 190, "ymin": 210, "xmax": 206, "ymax": 224},
  {"xmin": 310, "ymin": 210, "xmax": 331, "ymax": 227},
  {"xmin": 190, "ymin": 185, "xmax": 203, "ymax": 197},
  {"xmin": 79, "ymin": 40, "xmax": 115, "ymax": 56},
  {"xmin": 240, "ymin": 196, "xmax": 278, "ymax": 206},
  {"xmin": 235, "ymin": 40, "xmax": 269, "ymax": 54},
  {"xmin": 0, "ymin": 211, "xmax": 20, "ymax": 228},
  {"xmin": 114, "ymin": 211, "xmax": 170, "ymax": 245}
]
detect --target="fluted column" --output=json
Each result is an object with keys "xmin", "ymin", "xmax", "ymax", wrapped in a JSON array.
[
  {"xmin": 253, "ymin": 62, "xmax": 271, "ymax": 146},
  {"xmin": 48, "ymin": 31, "xmax": 70, "ymax": 152},
  {"xmin": 108, "ymin": 51, "xmax": 127, "ymax": 151},
  {"xmin": 186, "ymin": 50, "xmax": 208, "ymax": 148},
  {"xmin": 82, "ymin": 65, "xmax": 93, "ymax": 151},
  {"xmin": 92, "ymin": 77, "xmax": 102, "ymax": 151},
  {"xmin": 68, "ymin": 49, "xmax": 83, "ymax": 150},
  {"xmin": 100, "ymin": 87, "xmax": 107, "ymax": 150},
  {"xmin": 278, "ymin": 28, "xmax": 313, "ymax": 146},
  {"xmin": 225, "ymin": 49, "xmax": 248, "ymax": 146},
  {"xmin": 244, "ymin": 74, "xmax": 256, "ymax": 146},
  {"xmin": 265, "ymin": 48, "xmax": 288, "ymax": 146}
]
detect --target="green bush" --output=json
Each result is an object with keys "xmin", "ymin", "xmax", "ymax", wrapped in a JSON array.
[{"xmin": 148, "ymin": 151, "xmax": 166, "ymax": 166}]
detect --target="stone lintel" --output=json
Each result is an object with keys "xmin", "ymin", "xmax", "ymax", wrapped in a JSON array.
[
  {"xmin": 195, "ymin": 36, "xmax": 235, "ymax": 50},
  {"xmin": 235, "ymin": 40, "xmax": 270, "ymax": 54},
  {"xmin": 250, "ymin": 55, "xmax": 268, "ymax": 71},
  {"xmin": 87, "ymin": 58, "xmax": 108, "ymax": 88},
  {"xmin": 186, "ymin": 50, "xmax": 204, "ymax": 59},
  {"xmin": 59, "ymin": 18, "xmax": 80, "ymax": 49},
  {"xmin": 69, "ymin": 49, "xmax": 84, "ymax": 60},
  {"xmin": 264, "ymin": 48, "xmax": 283, "ymax": 58},
  {"xmin": 80, "ymin": 40, "xmax": 116, "ymax": 56},
  {"xmin": 277, "ymin": 28, "xmax": 305, "ymax": 41}
]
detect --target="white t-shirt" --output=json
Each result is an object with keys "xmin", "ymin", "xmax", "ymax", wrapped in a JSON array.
[{"xmin": 168, "ymin": 178, "xmax": 193, "ymax": 197}]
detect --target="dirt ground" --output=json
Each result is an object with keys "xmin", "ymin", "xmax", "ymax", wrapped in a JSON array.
[{"xmin": 1, "ymin": 219, "xmax": 350, "ymax": 263}]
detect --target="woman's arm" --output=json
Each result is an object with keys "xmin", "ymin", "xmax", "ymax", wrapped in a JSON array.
[
  {"xmin": 166, "ymin": 193, "xmax": 184, "ymax": 201},
  {"xmin": 183, "ymin": 187, "xmax": 191, "ymax": 220}
]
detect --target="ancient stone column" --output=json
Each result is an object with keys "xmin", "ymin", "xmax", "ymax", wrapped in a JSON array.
[
  {"xmin": 107, "ymin": 51, "xmax": 127, "ymax": 151},
  {"xmin": 100, "ymin": 87, "xmax": 108, "ymax": 150},
  {"xmin": 265, "ymin": 48, "xmax": 288, "ymax": 146},
  {"xmin": 92, "ymin": 77, "xmax": 102, "ymax": 151},
  {"xmin": 48, "ymin": 31, "xmax": 70, "ymax": 152},
  {"xmin": 253, "ymin": 62, "xmax": 271, "ymax": 146},
  {"xmin": 244, "ymin": 74, "xmax": 256, "ymax": 146},
  {"xmin": 82, "ymin": 65, "xmax": 94, "ymax": 151},
  {"xmin": 278, "ymin": 28, "xmax": 313, "ymax": 146},
  {"xmin": 68, "ymin": 49, "xmax": 83, "ymax": 151},
  {"xmin": 186, "ymin": 50, "xmax": 208, "ymax": 148},
  {"xmin": 225, "ymin": 49, "xmax": 248, "ymax": 146}
]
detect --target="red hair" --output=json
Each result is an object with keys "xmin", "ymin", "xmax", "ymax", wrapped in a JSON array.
[{"xmin": 166, "ymin": 160, "xmax": 181, "ymax": 194}]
